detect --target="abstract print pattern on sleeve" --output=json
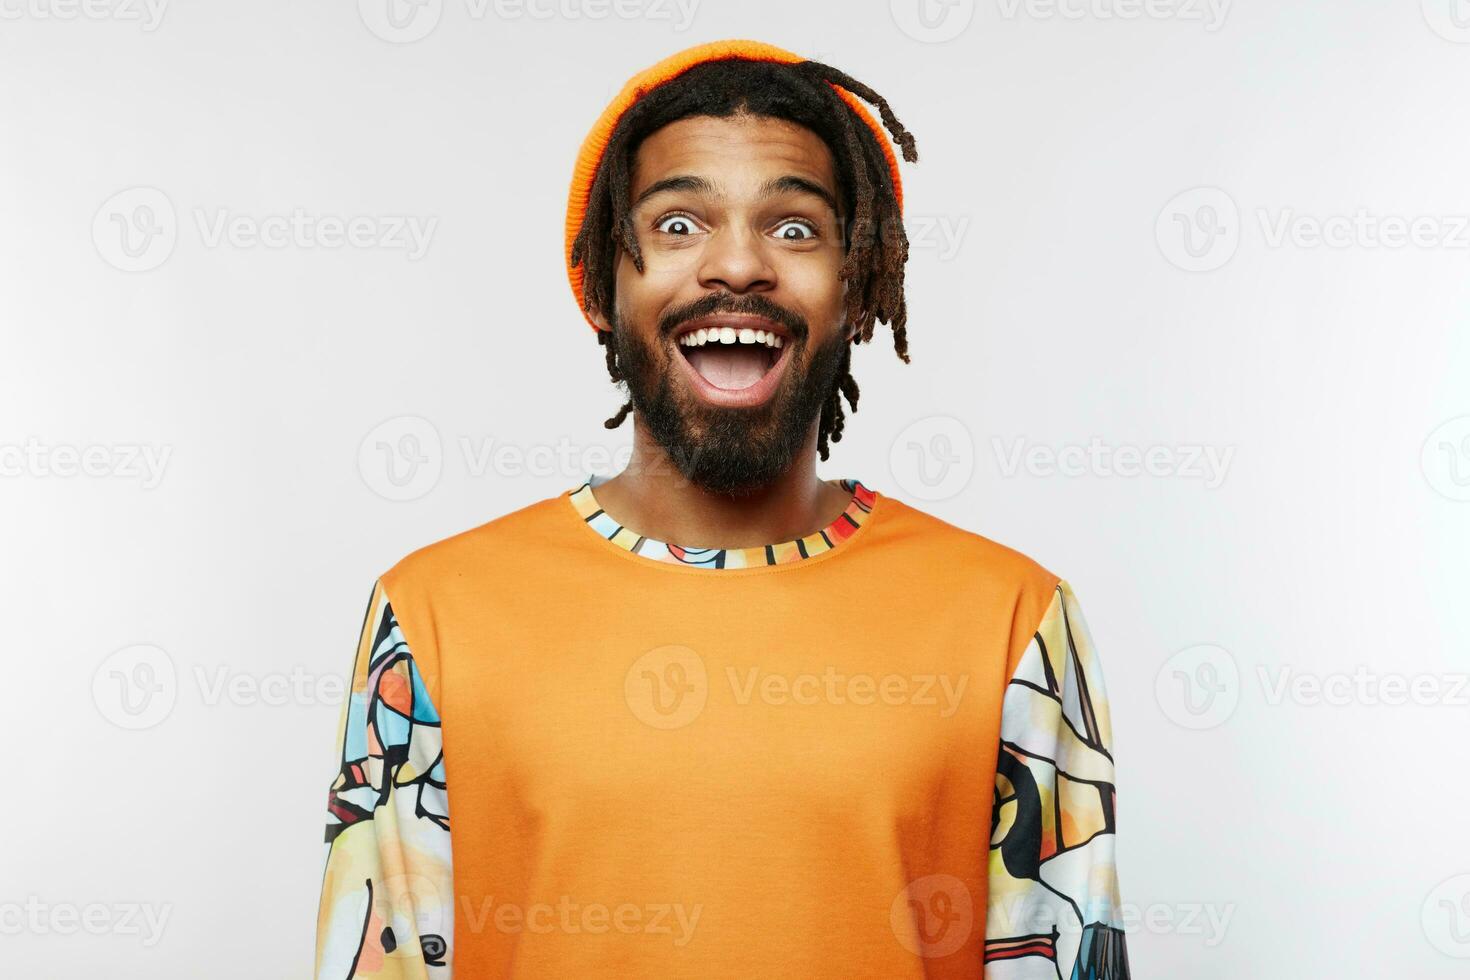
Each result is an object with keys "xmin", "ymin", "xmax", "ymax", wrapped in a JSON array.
[
  {"xmin": 985, "ymin": 582, "xmax": 1130, "ymax": 979},
  {"xmin": 315, "ymin": 581, "xmax": 453, "ymax": 979}
]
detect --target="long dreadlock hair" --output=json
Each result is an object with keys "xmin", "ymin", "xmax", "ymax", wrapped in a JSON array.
[{"xmin": 569, "ymin": 57, "xmax": 919, "ymax": 461}]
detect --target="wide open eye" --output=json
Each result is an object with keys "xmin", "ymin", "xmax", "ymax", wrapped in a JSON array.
[
  {"xmin": 773, "ymin": 219, "xmax": 817, "ymax": 241},
  {"xmin": 655, "ymin": 214, "xmax": 700, "ymax": 236}
]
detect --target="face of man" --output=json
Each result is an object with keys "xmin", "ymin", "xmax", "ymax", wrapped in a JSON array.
[{"xmin": 593, "ymin": 111, "xmax": 853, "ymax": 497}]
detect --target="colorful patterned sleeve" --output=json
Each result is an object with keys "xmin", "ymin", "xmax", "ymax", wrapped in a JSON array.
[
  {"xmin": 985, "ymin": 581, "xmax": 1131, "ymax": 979},
  {"xmin": 315, "ymin": 581, "xmax": 454, "ymax": 979}
]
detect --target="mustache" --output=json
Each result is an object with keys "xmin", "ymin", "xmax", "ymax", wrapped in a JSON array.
[{"xmin": 659, "ymin": 293, "xmax": 808, "ymax": 343}]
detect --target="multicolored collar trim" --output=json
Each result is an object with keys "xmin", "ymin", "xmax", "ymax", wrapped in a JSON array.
[{"xmin": 567, "ymin": 475, "xmax": 877, "ymax": 570}]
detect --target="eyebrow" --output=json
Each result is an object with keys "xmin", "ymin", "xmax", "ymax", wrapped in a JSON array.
[{"xmin": 632, "ymin": 174, "xmax": 840, "ymax": 217}]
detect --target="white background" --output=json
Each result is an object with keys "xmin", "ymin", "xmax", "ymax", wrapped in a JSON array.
[{"xmin": 4, "ymin": 1, "xmax": 1469, "ymax": 976}]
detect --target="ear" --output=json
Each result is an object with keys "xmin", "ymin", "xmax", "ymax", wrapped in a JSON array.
[{"xmin": 590, "ymin": 306, "xmax": 612, "ymax": 333}]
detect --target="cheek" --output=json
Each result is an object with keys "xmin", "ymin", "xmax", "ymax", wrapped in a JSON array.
[
  {"xmin": 779, "ymin": 255, "xmax": 847, "ymax": 322},
  {"xmin": 615, "ymin": 248, "xmax": 696, "ymax": 315}
]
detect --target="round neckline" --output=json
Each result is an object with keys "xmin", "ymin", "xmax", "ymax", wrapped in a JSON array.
[{"xmin": 563, "ymin": 473, "xmax": 882, "ymax": 575}]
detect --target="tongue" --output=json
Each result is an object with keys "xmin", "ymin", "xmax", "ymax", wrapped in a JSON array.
[{"xmin": 686, "ymin": 345, "xmax": 771, "ymax": 390}]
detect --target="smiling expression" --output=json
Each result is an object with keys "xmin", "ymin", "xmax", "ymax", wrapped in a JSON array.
[{"xmin": 593, "ymin": 111, "xmax": 855, "ymax": 493}]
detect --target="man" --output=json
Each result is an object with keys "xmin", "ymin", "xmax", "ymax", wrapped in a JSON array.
[{"xmin": 315, "ymin": 39, "xmax": 1130, "ymax": 979}]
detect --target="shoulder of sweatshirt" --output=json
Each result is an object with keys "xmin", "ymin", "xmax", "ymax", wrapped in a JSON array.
[
  {"xmin": 874, "ymin": 493, "xmax": 1063, "ymax": 601},
  {"xmin": 377, "ymin": 490, "xmax": 569, "ymax": 598},
  {"xmin": 874, "ymin": 495, "xmax": 1066, "ymax": 678}
]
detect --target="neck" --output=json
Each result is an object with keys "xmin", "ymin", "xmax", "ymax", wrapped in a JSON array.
[{"xmin": 591, "ymin": 419, "xmax": 853, "ymax": 550}]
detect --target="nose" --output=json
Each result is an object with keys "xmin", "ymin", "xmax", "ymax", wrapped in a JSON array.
[{"xmin": 696, "ymin": 225, "xmax": 776, "ymax": 295}]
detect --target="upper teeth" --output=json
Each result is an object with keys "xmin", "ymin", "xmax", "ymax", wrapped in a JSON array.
[{"xmin": 679, "ymin": 326, "xmax": 784, "ymax": 349}]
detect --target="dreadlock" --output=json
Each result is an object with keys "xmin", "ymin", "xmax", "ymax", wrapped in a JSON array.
[{"xmin": 569, "ymin": 57, "xmax": 919, "ymax": 460}]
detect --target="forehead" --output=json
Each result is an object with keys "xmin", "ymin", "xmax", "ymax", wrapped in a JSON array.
[{"xmin": 629, "ymin": 113, "xmax": 837, "ymax": 202}]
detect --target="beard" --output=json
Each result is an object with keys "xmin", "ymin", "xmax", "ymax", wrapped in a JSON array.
[{"xmin": 608, "ymin": 293, "xmax": 849, "ymax": 498}]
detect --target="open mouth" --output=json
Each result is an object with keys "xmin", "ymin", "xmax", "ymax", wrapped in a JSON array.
[{"xmin": 673, "ymin": 316, "xmax": 793, "ymax": 408}]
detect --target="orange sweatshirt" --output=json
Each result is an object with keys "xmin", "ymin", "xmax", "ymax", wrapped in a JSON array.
[{"xmin": 314, "ymin": 475, "xmax": 1129, "ymax": 978}]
